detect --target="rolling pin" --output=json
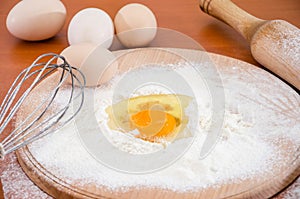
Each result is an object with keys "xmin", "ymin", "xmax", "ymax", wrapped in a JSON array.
[{"xmin": 199, "ymin": 0, "xmax": 300, "ymax": 90}]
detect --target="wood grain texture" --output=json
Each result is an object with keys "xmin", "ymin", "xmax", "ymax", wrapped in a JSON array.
[
  {"xmin": 0, "ymin": 180, "xmax": 3, "ymax": 199},
  {"xmin": 199, "ymin": 0, "xmax": 300, "ymax": 90},
  {"xmin": 0, "ymin": 0, "xmax": 300, "ymax": 198},
  {"xmin": 15, "ymin": 48, "xmax": 300, "ymax": 199},
  {"xmin": 199, "ymin": 0, "xmax": 265, "ymax": 41}
]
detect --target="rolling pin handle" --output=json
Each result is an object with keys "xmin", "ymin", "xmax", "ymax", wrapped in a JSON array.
[{"xmin": 199, "ymin": 0, "xmax": 265, "ymax": 42}]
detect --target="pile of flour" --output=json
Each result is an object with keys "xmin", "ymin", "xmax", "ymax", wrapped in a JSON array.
[{"xmin": 13, "ymin": 62, "xmax": 300, "ymax": 193}]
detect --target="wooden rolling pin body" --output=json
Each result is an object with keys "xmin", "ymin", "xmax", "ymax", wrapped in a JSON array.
[{"xmin": 199, "ymin": 0, "xmax": 300, "ymax": 90}]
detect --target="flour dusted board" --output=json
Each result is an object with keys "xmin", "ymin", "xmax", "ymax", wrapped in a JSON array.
[{"xmin": 16, "ymin": 48, "xmax": 300, "ymax": 199}]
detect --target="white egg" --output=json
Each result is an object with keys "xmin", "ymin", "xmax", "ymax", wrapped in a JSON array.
[
  {"xmin": 80, "ymin": 45, "xmax": 118, "ymax": 86},
  {"xmin": 6, "ymin": 0, "xmax": 66, "ymax": 41},
  {"xmin": 58, "ymin": 44, "xmax": 118, "ymax": 87},
  {"xmin": 58, "ymin": 43, "xmax": 97, "ymax": 68},
  {"xmin": 68, "ymin": 8, "xmax": 114, "ymax": 49},
  {"xmin": 114, "ymin": 3, "xmax": 157, "ymax": 48}
]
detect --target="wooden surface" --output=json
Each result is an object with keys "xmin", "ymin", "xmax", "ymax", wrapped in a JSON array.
[
  {"xmin": 0, "ymin": 0, "xmax": 299, "ymax": 198},
  {"xmin": 15, "ymin": 48, "xmax": 300, "ymax": 198},
  {"xmin": 199, "ymin": 0, "xmax": 300, "ymax": 90}
]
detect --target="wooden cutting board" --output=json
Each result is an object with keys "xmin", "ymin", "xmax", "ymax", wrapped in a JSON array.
[{"xmin": 16, "ymin": 48, "xmax": 300, "ymax": 199}]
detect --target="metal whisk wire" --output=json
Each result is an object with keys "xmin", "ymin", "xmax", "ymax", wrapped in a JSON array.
[{"xmin": 0, "ymin": 53, "xmax": 85, "ymax": 159}]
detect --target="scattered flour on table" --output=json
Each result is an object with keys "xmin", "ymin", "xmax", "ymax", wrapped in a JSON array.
[
  {"xmin": 281, "ymin": 177, "xmax": 300, "ymax": 199},
  {"xmin": 5, "ymin": 61, "xmax": 300, "ymax": 195},
  {"xmin": 0, "ymin": 153, "xmax": 50, "ymax": 199}
]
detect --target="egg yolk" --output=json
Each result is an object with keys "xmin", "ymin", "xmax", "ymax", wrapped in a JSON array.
[{"xmin": 130, "ymin": 110, "xmax": 177, "ymax": 139}]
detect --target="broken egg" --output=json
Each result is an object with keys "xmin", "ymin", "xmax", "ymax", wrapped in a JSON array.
[{"xmin": 105, "ymin": 94, "xmax": 192, "ymax": 143}]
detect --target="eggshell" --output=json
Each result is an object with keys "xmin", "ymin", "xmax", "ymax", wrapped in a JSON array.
[
  {"xmin": 68, "ymin": 8, "xmax": 114, "ymax": 49},
  {"xmin": 58, "ymin": 44, "xmax": 118, "ymax": 87},
  {"xmin": 114, "ymin": 3, "xmax": 157, "ymax": 48},
  {"xmin": 6, "ymin": 0, "xmax": 66, "ymax": 41},
  {"xmin": 80, "ymin": 45, "xmax": 118, "ymax": 86},
  {"xmin": 57, "ymin": 43, "xmax": 97, "ymax": 68}
]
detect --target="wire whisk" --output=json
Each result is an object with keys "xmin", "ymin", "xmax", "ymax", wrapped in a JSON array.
[{"xmin": 0, "ymin": 53, "xmax": 85, "ymax": 159}]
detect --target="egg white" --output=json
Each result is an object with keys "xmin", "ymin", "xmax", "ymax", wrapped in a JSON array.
[{"xmin": 93, "ymin": 65, "xmax": 208, "ymax": 155}]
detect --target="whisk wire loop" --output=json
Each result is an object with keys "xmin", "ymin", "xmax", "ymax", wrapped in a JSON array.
[{"xmin": 0, "ymin": 53, "xmax": 85, "ymax": 159}]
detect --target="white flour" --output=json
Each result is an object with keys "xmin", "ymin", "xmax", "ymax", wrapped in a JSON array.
[
  {"xmin": 2, "ymin": 61, "xmax": 299, "ymax": 197},
  {"xmin": 268, "ymin": 21, "xmax": 300, "ymax": 68},
  {"xmin": 0, "ymin": 153, "xmax": 50, "ymax": 199}
]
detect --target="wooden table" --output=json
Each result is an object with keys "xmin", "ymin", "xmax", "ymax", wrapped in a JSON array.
[{"xmin": 0, "ymin": 0, "xmax": 299, "ymax": 198}]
